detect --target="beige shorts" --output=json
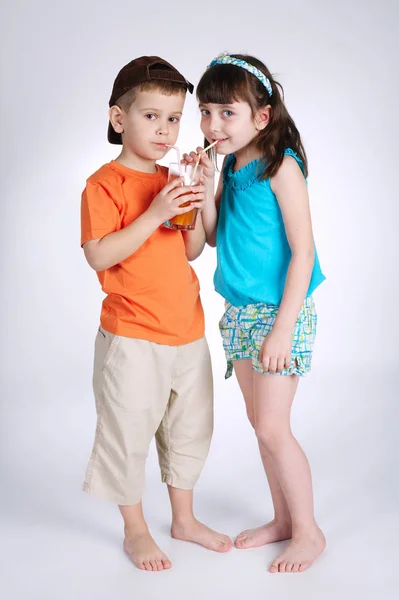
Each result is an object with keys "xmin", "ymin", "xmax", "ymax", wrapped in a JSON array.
[{"xmin": 83, "ymin": 327, "xmax": 214, "ymax": 506}]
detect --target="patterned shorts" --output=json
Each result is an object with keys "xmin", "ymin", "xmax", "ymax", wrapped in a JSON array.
[{"xmin": 219, "ymin": 296, "xmax": 317, "ymax": 379}]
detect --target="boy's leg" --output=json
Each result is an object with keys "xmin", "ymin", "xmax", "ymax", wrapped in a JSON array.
[
  {"xmin": 252, "ymin": 373, "xmax": 325, "ymax": 573},
  {"xmin": 83, "ymin": 329, "xmax": 176, "ymax": 571},
  {"xmin": 155, "ymin": 337, "xmax": 232, "ymax": 552},
  {"xmin": 120, "ymin": 503, "xmax": 171, "ymax": 572},
  {"xmin": 232, "ymin": 359, "xmax": 292, "ymax": 549}
]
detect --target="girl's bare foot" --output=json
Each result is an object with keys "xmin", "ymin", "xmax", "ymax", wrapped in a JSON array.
[
  {"xmin": 123, "ymin": 530, "xmax": 172, "ymax": 571},
  {"xmin": 269, "ymin": 526, "xmax": 326, "ymax": 573},
  {"xmin": 234, "ymin": 519, "xmax": 292, "ymax": 549},
  {"xmin": 171, "ymin": 519, "xmax": 233, "ymax": 553}
]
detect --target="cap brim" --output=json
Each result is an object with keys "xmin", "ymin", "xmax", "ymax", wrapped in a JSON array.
[{"xmin": 108, "ymin": 121, "xmax": 122, "ymax": 144}]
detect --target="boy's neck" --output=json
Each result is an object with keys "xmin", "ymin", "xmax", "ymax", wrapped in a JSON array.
[{"xmin": 115, "ymin": 148, "xmax": 158, "ymax": 174}]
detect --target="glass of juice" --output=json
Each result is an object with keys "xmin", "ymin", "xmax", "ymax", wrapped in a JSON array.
[{"xmin": 164, "ymin": 163, "xmax": 203, "ymax": 230}]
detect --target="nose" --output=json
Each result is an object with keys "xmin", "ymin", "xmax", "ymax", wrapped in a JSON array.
[
  {"xmin": 156, "ymin": 119, "xmax": 169, "ymax": 136},
  {"xmin": 208, "ymin": 114, "xmax": 221, "ymax": 134}
]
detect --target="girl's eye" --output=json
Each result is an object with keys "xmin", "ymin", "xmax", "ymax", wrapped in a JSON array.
[
  {"xmin": 146, "ymin": 113, "xmax": 157, "ymax": 120},
  {"xmin": 169, "ymin": 117, "xmax": 180, "ymax": 123},
  {"xmin": 200, "ymin": 109, "xmax": 210, "ymax": 116},
  {"xmin": 223, "ymin": 110, "xmax": 233, "ymax": 117}
]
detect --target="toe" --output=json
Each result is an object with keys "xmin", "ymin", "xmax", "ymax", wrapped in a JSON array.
[
  {"xmin": 155, "ymin": 560, "xmax": 164, "ymax": 571},
  {"xmin": 292, "ymin": 563, "xmax": 300, "ymax": 573},
  {"xmin": 150, "ymin": 560, "xmax": 158, "ymax": 571},
  {"xmin": 286, "ymin": 562, "xmax": 294, "ymax": 573},
  {"xmin": 218, "ymin": 540, "xmax": 232, "ymax": 552},
  {"xmin": 144, "ymin": 560, "xmax": 152, "ymax": 571},
  {"xmin": 299, "ymin": 561, "xmax": 311, "ymax": 572},
  {"xmin": 162, "ymin": 559, "xmax": 172, "ymax": 570},
  {"xmin": 279, "ymin": 562, "xmax": 287, "ymax": 573},
  {"xmin": 269, "ymin": 562, "xmax": 279, "ymax": 573}
]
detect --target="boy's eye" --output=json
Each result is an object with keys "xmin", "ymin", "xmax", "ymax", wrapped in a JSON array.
[
  {"xmin": 145, "ymin": 113, "xmax": 157, "ymax": 120},
  {"xmin": 223, "ymin": 110, "xmax": 233, "ymax": 117},
  {"xmin": 200, "ymin": 109, "xmax": 210, "ymax": 116}
]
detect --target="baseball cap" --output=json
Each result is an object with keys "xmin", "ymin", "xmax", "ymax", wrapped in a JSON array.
[{"xmin": 107, "ymin": 56, "xmax": 194, "ymax": 144}]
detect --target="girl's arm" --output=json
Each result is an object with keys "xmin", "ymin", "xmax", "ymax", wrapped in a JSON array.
[
  {"xmin": 203, "ymin": 165, "xmax": 224, "ymax": 247},
  {"xmin": 271, "ymin": 155, "xmax": 315, "ymax": 333},
  {"xmin": 182, "ymin": 150, "xmax": 226, "ymax": 247},
  {"xmin": 181, "ymin": 214, "xmax": 206, "ymax": 261},
  {"xmin": 260, "ymin": 155, "xmax": 314, "ymax": 373}
]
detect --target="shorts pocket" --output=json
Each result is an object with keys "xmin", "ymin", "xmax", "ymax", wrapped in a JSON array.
[{"xmin": 95, "ymin": 326, "xmax": 120, "ymax": 371}]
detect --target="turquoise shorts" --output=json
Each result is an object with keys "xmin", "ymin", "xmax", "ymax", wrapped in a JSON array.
[{"xmin": 219, "ymin": 296, "xmax": 317, "ymax": 379}]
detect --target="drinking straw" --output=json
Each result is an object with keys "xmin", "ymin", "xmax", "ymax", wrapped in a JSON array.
[
  {"xmin": 189, "ymin": 140, "xmax": 219, "ymax": 185},
  {"xmin": 165, "ymin": 145, "xmax": 183, "ymax": 177}
]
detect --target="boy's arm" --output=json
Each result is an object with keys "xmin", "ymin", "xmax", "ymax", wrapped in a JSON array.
[
  {"xmin": 83, "ymin": 210, "xmax": 161, "ymax": 271},
  {"xmin": 82, "ymin": 177, "xmax": 205, "ymax": 272}
]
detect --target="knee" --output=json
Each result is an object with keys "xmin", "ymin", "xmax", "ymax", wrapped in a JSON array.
[
  {"xmin": 255, "ymin": 423, "xmax": 290, "ymax": 455},
  {"xmin": 246, "ymin": 409, "xmax": 255, "ymax": 429}
]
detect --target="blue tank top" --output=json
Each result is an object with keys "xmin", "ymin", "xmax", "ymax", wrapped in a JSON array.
[{"xmin": 214, "ymin": 149, "xmax": 326, "ymax": 307}]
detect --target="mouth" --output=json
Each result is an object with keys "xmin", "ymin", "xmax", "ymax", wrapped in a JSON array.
[
  {"xmin": 153, "ymin": 142, "xmax": 168, "ymax": 148},
  {"xmin": 212, "ymin": 138, "xmax": 228, "ymax": 144}
]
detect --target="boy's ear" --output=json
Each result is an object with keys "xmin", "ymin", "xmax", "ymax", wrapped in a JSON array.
[
  {"xmin": 109, "ymin": 105, "xmax": 124, "ymax": 134},
  {"xmin": 254, "ymin": 105, "xmax": 271, "ymax": 131}
]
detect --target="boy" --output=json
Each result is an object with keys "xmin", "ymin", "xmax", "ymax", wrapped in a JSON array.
[{"xmin": 81, "ymin": 56, "xmax": 232, "ymax": 572}]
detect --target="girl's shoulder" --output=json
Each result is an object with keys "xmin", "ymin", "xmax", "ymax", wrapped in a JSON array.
[{"xmin": 282, "ymin": 148, "xmax": 306, "ymax": 177}]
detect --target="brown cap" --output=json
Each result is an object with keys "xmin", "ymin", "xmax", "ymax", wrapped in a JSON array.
[{"xmin": 107, "ymin": 56, "xmax": 194, "ymax": 144}]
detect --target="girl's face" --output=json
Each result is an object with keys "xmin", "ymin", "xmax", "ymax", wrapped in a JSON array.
[{"xmin": 199, "ymin": 100, "xmax": 266, "ymax": 156}]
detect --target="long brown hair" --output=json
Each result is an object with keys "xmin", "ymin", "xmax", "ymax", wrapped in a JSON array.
[{"xmin": 196, "ymin": 54, "xmax": 308, "ymax": 179}]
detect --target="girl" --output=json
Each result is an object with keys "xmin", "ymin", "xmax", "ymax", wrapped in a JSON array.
[{"xmin": 183, "ymin": 54, "xmax": 326, "ymax": 573}]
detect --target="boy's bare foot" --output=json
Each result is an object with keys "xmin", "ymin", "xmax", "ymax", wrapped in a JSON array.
[
  {"xmin": 269, "ymin": 526, "xmax": 326, "ymax": 573},
  {"xmin": 171, "ymin": 519, "xmax": 233, "ymax": 553},
  {"xmin": 234, "ymin": 519, "xmax": 292, "ymax": 549},
  {"xmin": 123, "ymin": 530, "xmax": 172, "ymax": 571}
]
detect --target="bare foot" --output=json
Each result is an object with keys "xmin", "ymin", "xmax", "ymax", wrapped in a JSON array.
[
  {"xmin": 171, "ymin": 519, "xmax": 233, "ymax": 553},
  {"xmin": 269, "ymin": 526, "xmax": 326, "ymax": 573},
  {"xmin": 234, "ymin": 519, "xmax": 292, "ymax": 549},
  {"xmin": 123, "ymin": 531, "xmax": 172, "ymax": 571}
]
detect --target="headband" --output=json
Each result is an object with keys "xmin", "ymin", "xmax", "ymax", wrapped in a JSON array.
[{"xmin": 207, "ymin": 55, "xmax": 273, "ymax": 97}]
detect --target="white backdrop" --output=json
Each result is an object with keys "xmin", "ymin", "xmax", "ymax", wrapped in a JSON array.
[{"xmin": 1, "ymin": 1, "xmax": 398, "ymax": 599}]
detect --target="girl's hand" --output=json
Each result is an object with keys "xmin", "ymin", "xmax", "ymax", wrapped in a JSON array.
[
  {"xmin": 259, "ymin": 329, "xmax": 293, "ymax": 373},
  {"xmin": 182, "ymin": 147, "xmax": 215, "ymax": 181},
  {"xmin": 147, "ymin": 177, "xmax": 205, "ymax": 225}
]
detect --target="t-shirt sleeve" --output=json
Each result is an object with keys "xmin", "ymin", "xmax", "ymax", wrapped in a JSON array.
[{"xmin": 80, "ymin": 181, "xmax": 121, "ymax": 246}]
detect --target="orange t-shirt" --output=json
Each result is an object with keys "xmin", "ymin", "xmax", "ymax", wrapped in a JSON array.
[{"xmin": 81, "ymin": 160, "xmax": 204, "ymax": 345}]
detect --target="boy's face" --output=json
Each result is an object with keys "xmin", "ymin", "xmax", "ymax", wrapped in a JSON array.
[{"xmin": 111, "ymin": 89, "xmax": 186, "ymax": 161}]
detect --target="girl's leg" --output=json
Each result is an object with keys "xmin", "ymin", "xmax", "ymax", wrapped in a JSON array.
[
  {"xmin": 233, "ymin": 360, "xmax": 292, "ymax": 548},
  {"xmin": 253, "ymin": 372, "xmax": 325, "ymax": 573}
]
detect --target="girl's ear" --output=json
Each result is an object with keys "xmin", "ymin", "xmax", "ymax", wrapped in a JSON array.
[
  {"xmin": 109, "ymin": 105, "xmax": 125, "ymax": 134},
  {"xmin": 254, "ymin": 105, "xmax": 272, "ymax": 131}
]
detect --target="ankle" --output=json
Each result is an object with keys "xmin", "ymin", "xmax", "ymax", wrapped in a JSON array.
[
  {"xmin": 273, "ymin": 516, "xmax": 292, "ymax": 528},
  {"xmin": 124, "ymin": 521, "xmax": 149, "ymax": 539},
  {"xmin": 291, "ymin": 521, "xmax": 320, "ymax": 539},
  {"xmin": 171, "ymin": 514, "xmax": 197, "ymax": 528}
]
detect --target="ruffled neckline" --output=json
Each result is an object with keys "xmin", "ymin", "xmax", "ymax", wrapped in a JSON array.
[
  {"xmin": 223, "ymin": 149, "xmax": 303, "ymax": 190},
  {"xmin": 224, "ymin": 155, "xmax": 263, "ymax": 190}
]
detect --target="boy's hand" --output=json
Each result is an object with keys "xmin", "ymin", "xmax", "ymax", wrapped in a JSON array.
[
  {"xmin": 182, "ymin": 147, "xmax": 215, "ymax": 181},
  {"xmin": 259, "ymin": 329, "xmax": 293, "ymax": 373},
  {"xmin": 147, "ymin": 177, "xmax": 205, "ymax": 225}
]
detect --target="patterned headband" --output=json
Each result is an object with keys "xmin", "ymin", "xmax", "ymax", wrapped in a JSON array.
[{"xmin": 207, "ymin": 55, "xmax": 273, "ymax": 97}]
